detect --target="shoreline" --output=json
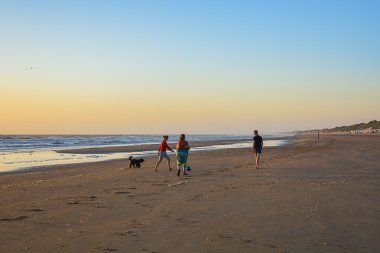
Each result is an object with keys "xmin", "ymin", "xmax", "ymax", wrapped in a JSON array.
[
  {"xmin": 1, "ymin": 137, "xmax": 293, "ymax": 176},
  {"xmin": 57, "ymin": 135, "xmax": 292, "ymax": 154},
  {"xmin": 55, "ymin": 139, "xmax": 253, "ymax": 154}
]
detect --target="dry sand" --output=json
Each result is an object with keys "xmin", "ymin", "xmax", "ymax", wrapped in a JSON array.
[{"xmin": 0, "ymin": 135, "xmax": 379, "ymax": 253}]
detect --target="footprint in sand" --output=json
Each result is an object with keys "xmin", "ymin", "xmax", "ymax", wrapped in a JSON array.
[
  {"xmin": 101, "ymin": 247, "xmax": 117, "ymax": 252},
  {"xmin": 22, "ymin": 208, "xmax": 44, "ymax": 212},
  {"xmin": 219, "ymin": 234, "xmax": 233, "ymax": 239},
  {"xmin": 115, "ymin": 229, "xmax": 134, "ymax": 236},
  {"xmin": 251, "ymin": 182, "xmax": 275, "ymax": 187},
  {"xmin": 115, "ymin": 191, "xmax": 130, "ymax": 195},
  {"xmin": 0, "ymin": 216, "xmax": 28, "ymax": 222},
  {"xmin": 259, "ymin": 243, "xmax": 277, "ymax": 248},
  {"xmin": 240, "ymin": 238, "xmax": 254, "ymax": 243},
  {"xmin": 67, "ymin": 196, "xmax": 102, "ymax": 205},
  {"xmin": 161, "ymin": 214, "xmax": 171, "ymax": 218},
  {"xmin": 186, "ymin": 194, "xmax": 203, "ymax": 201}
]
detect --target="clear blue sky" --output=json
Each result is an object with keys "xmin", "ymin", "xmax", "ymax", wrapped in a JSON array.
[{"xmin": 1, "ymin": 0, "xmax": 379, "ymax": 134}]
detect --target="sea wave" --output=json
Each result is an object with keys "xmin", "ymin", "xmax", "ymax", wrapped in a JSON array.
[{"xmin": 0, "ymin": 134, "xmax": 252, "ymax": 153}]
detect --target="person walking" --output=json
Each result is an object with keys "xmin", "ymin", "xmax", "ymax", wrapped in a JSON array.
[
  {"xmin": 176, "ymin": 134, "xmax": 190, "ymax": 176},
  {"xmin": 253, "ymin": 130, "xmax": 263, "ymax": 169},
  {"xmin": 154, "ymin": 135, "xmax": 174, "ymax": 172}
]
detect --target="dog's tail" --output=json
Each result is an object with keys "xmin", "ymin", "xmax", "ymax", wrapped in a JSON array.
[{"xmin": 128, "ymin": 156, "xmax": 133, "ymax": 160}]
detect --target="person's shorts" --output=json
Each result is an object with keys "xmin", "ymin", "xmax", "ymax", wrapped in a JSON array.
[
  {"xmin": 176, "ymin": 151, "xmax": 188, "ymax": 165},
  {"xmin": 159, "ymin": 151, "xmax": 169, "ymax": 158},
  {"xmin": 254, "ymin": 147, "xmax": 262, "ymax": 154}
]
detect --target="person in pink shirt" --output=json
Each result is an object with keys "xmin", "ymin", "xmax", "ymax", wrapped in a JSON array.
[{"xmin": 154, "ymin": 135, "xmax": 174, "ymax": 172}]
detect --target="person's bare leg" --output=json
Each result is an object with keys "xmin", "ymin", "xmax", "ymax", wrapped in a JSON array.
[
  {"xmin": 154, "ymin": 156, "xmax": 163, "ymax": 171},
  {"xmin": 164, "ymin": 156, "xmax": 172, "ymax": 170},
  {"xmin": 256, "ymin": 153, "xmax": 261, "ymax": 169}
]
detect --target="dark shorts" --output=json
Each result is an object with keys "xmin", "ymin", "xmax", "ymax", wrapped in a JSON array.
[{"xmin": 254, "ymin": 147, "xmax": 262, "ymax": 154}]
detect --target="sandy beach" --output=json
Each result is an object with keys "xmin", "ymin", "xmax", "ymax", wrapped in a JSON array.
[{"xmin": 0, "ymin": 134, "xmax": 379, "ymax": 253}]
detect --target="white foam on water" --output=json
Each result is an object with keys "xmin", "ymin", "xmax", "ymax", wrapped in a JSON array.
[{"xmin": 0, "ymin": 140, "xmax": 289, "ymax": 174}]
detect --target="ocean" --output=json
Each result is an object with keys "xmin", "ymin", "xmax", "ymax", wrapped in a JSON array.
[{"xmin": 0, "ymin": 134, "xmax": 290, "ymax": 174}]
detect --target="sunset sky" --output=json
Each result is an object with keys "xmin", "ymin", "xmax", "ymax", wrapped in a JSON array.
[{"xmin": 1, "ymin": 0, "xmax": 379, "ymax": 134}]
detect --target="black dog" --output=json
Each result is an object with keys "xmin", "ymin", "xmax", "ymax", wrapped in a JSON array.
[{"xmin": 129, "ymin": 156, "xmax": 144, "ymax": 168}]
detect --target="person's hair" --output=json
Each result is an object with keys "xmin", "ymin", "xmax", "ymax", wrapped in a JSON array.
[
  {"xmin": 254, "ymin": 130, "xmax": 258, "ymax": 134},
  {"xmin": 179, "ymin": 134, "xmax": 186, "ymax": 140},
  {"xmin": 163, "ymin": 135, "xmax": 169, "ymax": 139}
]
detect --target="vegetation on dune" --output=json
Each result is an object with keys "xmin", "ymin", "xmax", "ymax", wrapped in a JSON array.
[{"xmin": 327, "ymin": 120, "xmax": 380, "ymax": 132}]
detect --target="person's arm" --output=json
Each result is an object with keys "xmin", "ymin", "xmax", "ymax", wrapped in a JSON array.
[
  {"xmin": 158, "ymin": 142, "xmax": 162, "ymax": 155},
  {"xmin": 166, "ymin": 142, "xmax": 174, "ymax": 152},
  {"xmin": 186, "ymin": 142, "xmax": 190, "ymax": 151}
]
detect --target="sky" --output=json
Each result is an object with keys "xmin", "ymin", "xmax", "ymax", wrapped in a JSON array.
[{"xmin": 1, "ymin": 0, "xmax": 379, "ymax": 134}]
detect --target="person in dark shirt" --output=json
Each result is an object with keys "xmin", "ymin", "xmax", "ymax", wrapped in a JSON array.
[{"xmin": 253, "ymin": 130, "xmax": 263, "ymax": 169}]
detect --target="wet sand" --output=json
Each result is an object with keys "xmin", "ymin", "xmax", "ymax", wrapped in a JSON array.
[
  {"xmin": 0, "ymin": 135, "xmax": 379, "ymax": 252},
  {"xmin": 56, "ymin": 139, "xmax": 253, "ymax": 154}
]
